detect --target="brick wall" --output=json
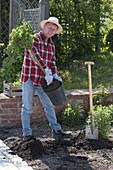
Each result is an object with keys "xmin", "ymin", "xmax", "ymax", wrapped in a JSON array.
[
  {"xmin": 0, "ymin": 94, "xmax": 46, "ymax": 127},
  {"xmin": 0, "ymin": 88, "xmax": 113, "ymax": 127}
]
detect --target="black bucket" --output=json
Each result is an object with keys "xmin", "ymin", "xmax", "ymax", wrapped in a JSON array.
[{"xmin": 42, "ymin": 79, "xmax": 67, "ymax": 106}]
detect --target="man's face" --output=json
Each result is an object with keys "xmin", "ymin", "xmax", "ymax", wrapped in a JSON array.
[{"xmin": 43, "ymin": 22, "xmax": 58, "ymax": 39}]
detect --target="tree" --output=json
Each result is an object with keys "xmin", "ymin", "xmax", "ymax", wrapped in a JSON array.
[{"xmin": 50, "ymin": 0, "xmax": 113, "ymax": 64}]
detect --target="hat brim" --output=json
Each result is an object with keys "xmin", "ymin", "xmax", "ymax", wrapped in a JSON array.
[{"xmin": 40, "ymin": 20, "xmax": 63, "ymax": 34}]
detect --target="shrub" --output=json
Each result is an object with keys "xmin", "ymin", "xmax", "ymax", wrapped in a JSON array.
[
  {"xmin": 1, "ymin": 21, "xmax": 35, "ymax": 84},
  {"xmin": 93, "ymin": 85, "xmax": 109, "ymax": 106},
  {"xmin": 87, "ymin": 105, "xmax": 113, "ymax": 138},
  {"xmin": 62, "ymin": 103, "xmax": 84, "ymax": 128}
]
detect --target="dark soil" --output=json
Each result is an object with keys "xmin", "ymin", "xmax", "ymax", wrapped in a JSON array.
[{"xmin": 0, "ymin": 123, "xmax": 113, "ymax": 170}]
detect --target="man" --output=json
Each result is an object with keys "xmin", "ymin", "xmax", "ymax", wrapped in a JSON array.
[{"xmin": 21, "ymin": 16, "xmax": 68, "ymax": 140}]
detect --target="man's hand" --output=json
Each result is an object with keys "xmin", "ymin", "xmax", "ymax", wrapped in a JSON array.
[
  {"xmin": 53, "ymin": 73, "xmax": 62, "ymax": 82},
  {"xmin": 45, "ymin": 67, "xmax": 52, "ymax": 75},
  {"xmin": 45, "ymin": 67, "xmax": 53, "ymax": 85}
]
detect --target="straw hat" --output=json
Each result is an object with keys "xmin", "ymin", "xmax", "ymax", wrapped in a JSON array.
[{"xmin": 40, "ymin": 17, "xmax": 63, "ymax": 34}]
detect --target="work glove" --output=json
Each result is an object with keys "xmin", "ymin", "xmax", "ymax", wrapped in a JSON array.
[
  {"xmin": 44, "ymin": 67, "xmax": 53, "ymax": 85},
  {"xmin": 53, "ymin": 73, "xmax": 62, "ymax": 82}
]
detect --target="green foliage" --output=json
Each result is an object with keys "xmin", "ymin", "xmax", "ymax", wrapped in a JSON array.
[
  {"xmin": 106, "ymin": 29, "xmax": 113, "ymax": 52},
  {"xmin": 6, "ymin": 21, "xmax": 35, "ymax": 56},
  {"xmin": 62, "ymin": 103, "xmax": 84, "ymax": 127},
  {"xmin": 1, "ymin": 0, "xmax": 113, "ymax": 68},
  {"xmin": 61, "ymin": 52, "xmax": 113, "ymax": 90},
  {"xmin": 93, "ymin": 105, "xmax": 113, "ymax": 138},
  {"xmin": 93, "ymin": 85, "xmax": 109, "ymax": 106},
  {"xmin": 107, "ymin": 104, "xmax": 113, "ymax": 125},
  {"xmin": 13, "ymin": 81, "xmax": 21, "ymax": 87},
  {"xmin": 1, "ymin": 55, "xmax": 23, "ymax": 83},
  {"xmin": 1, "ymin": 21, "xmax": 35, "ymax": 84},
  {"xmin": 0, "ymin": 43, "xmax": 7, "ymax": 66},
  {"xmin": 13, "ymin": 73, "xmax": 21, "ymax": 86},
  {"xmin": 50, "ymin": 0, "xmax": 113, "ymax": 64}
]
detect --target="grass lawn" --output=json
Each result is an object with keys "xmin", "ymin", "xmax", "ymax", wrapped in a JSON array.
[{"xmin": 60, "ymin": 52, "xmax": 113, "ymax": 90}]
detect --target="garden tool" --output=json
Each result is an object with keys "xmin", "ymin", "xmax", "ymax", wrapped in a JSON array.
[{"xmin": 85, "ymin": 61, "xmax": 98, "ymax": 140}]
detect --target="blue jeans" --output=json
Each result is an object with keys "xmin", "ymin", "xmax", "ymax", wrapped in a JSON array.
[{"xmin": 21, "ymin": 80, "xmax": 61, "ymax": 136}]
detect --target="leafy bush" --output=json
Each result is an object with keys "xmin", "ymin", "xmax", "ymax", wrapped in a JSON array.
[
  {"xmin": 87, "ymin": 105, "xmax": 113, "ymax": 138},
  {"xmin": 62, "ymin": 103, "xmax": 84, "ymax": 127},
  {"xmin": 93, "ymin": 85, "xmax": 109, "ymax": 106},
  {"xmin": 6, "ymin": 21, "xmax": 34, "ymax": 56},
  {"xmin": 106, "ymin": 104, "xmax": 113, "ymax": 125},
  {"xmin": 1, "ymin": 21, "xmax": 35, "ymax": 84}
]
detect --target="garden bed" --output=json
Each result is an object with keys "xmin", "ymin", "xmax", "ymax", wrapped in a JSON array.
[{"xmin": 0, "ymin": 123, "xmax": 113, "ymax": 170}]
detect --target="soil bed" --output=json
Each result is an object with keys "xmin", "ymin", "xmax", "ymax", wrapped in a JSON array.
[{"xmin": 0, "ymin": 123, "xmax": 113, "ymax": 170}]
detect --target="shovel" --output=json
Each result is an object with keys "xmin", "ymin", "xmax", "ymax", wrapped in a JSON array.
[{"xmin": 85, "ymin": 61, "xmax": 98, "ymax": 140}]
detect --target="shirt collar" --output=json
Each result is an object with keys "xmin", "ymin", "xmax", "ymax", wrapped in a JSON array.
[{"xmin": 40, "ymin": 31, "xmax": 51, "ymax": 43}]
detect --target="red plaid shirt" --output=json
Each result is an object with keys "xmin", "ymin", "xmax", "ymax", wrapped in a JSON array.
[{"xmin": 21, "ymin": 31, "xmax": 57, "ymax": 86}]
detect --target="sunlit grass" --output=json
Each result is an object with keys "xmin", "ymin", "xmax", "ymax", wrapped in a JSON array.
[{"xmin": 60, "ymin": 52, "xmax": 113, "ymax": 90}]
